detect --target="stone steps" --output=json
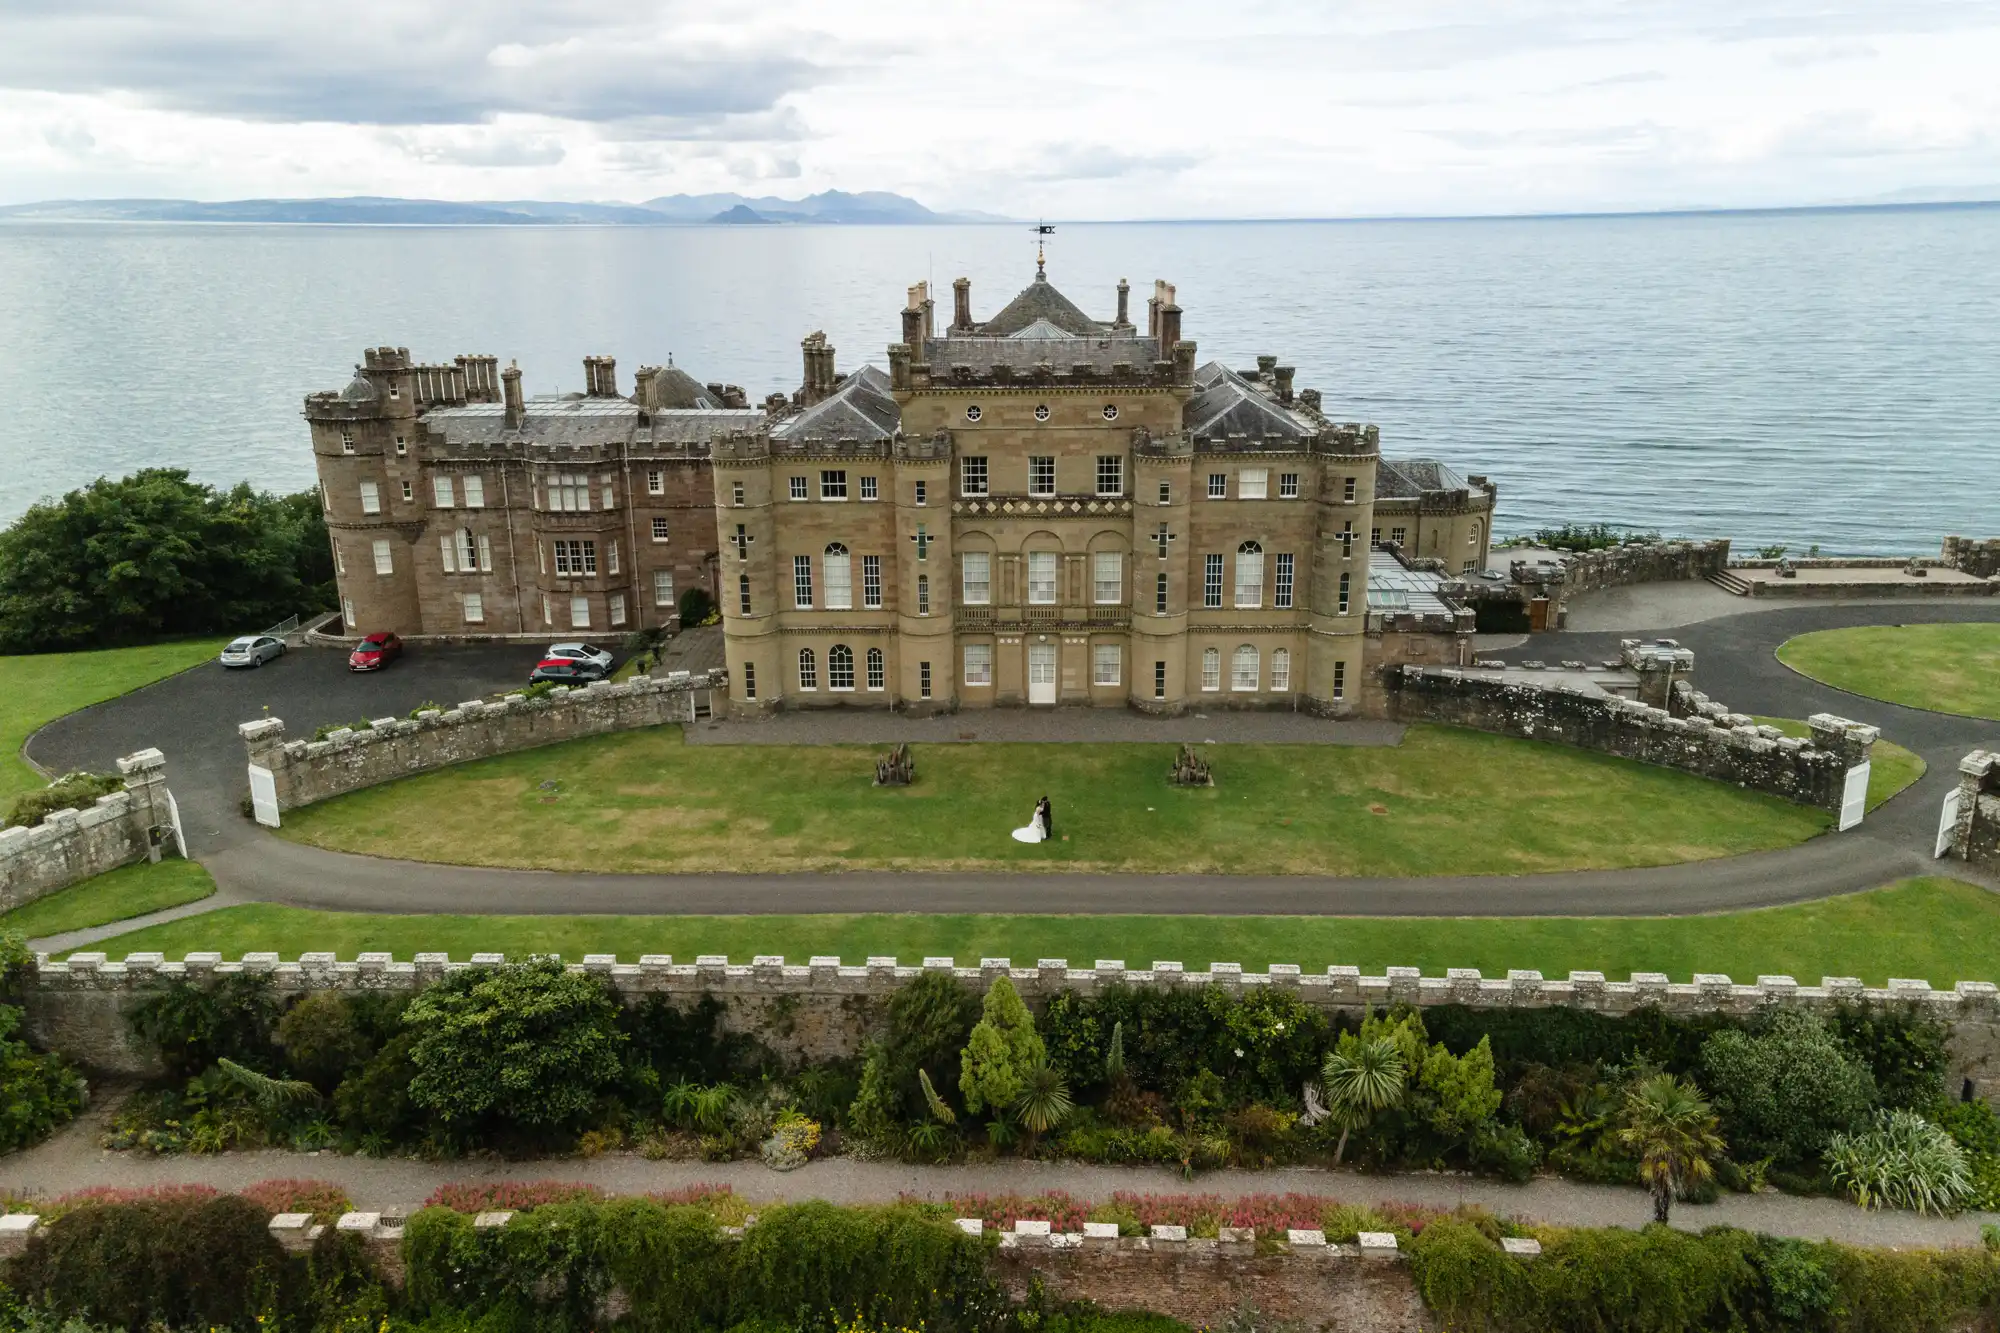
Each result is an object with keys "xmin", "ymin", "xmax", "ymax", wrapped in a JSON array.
[{"xmin": 1708, "ymin": 570, "xmax": 1754, "ymax": 596}]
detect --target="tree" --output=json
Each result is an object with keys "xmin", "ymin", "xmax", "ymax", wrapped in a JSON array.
[
  {"xmin": 1417, "ymin": 1035, "xmax": 1504, "ymax": 1142},
  {"xmin": 403, "ymin": 956, "xmax": 626, "ymax": 1133},
  {"xmin": 0, "ymin": 468, "xmax": 333, "ymax": 651},
  {"xmin": 959, "ymin": 976, "xmax": 1044, "ymax": 1116},
  {"xmin": 1321, "ymin": 1034, "xmax": 1406, "ymax": 1163},
  {"xmin": 1012, "ymin": 1058, "xmax": 1074, "ymax": 1150},
  {"xmin": 1699, "ymin": 1010, "xmax": 1875, "ymax": 1168},
  {"xmin": 1618, "ymin": 1074, "xmax": 1726, "ymax": 1224}
]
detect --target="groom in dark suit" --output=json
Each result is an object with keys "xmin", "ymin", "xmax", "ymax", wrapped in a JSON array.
[{"xmin": 1039, "ymin": 796, "xmax": 1054, "ymax": 840}]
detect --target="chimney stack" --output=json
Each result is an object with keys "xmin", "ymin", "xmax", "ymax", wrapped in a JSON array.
[
  {"xmin": 1274, "ymin": 365, "xmax": 1295, "ymax": 405},
  {"xmin": 634, "ymin": 366, "xmax": 660, "ymax": 413},
  {"xmin": 1158, "ymin": 302, "xmax": 1182, "ymax": 359},
  {"xmin": 502, "ymin": 361, "xmax": 524, "ymax": 429},
  {"xmin": 1115, "ymin": 279, "xmax": 1130, "ymax": 329},
  {"xmin": 800, "ymin": 332, "xmax": 835, "ymax": 405},
  {"xmin": 583, "ymin": 356, "xmax": 618, "ymax": 398},
  {"xmin": 901, "ymin": 300, "xmax": 925, "ymax": 349},
  {"xmin": 952, "ymin": 277, "xmax": 972, "ymax": 331}
]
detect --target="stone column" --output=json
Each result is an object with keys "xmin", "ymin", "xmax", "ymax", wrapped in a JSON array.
[
  {"xmin": 1808, "ymin": 713, "xmax": 1880, "ymax": 771},
  {"xmin": 114, "ymin": 748, "xmax": 172, "ymax": 860},
  {"xmin": 1954, "ymin": 751, "xmax": 1999, "ymax": 870},
  {"xmin": 1621, "ymin": 639, "xmax": 1694, "ymax": 710}
]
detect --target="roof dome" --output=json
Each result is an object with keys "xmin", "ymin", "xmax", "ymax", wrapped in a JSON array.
[{"xmin": 340, "ymin": 374, "xmax": 377, "ymax": 402}]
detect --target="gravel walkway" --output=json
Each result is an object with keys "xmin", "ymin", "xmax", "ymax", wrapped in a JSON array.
[{"xmin": 3, "ymin": 1099, "xmax": 1993, "ymax": 1249}]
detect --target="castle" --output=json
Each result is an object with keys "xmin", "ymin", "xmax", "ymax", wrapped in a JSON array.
[{"xmin": 306, "ymin": 266, "xmax": 1497, "ymax": 716}]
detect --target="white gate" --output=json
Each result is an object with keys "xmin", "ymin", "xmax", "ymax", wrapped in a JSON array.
[
  {"xmin": 1027, "ymin": 644, "xmax": 1057, "ymax": 705},
  {"xmin": 248, "ymin": 764, "xmax": 281, "ymax": 828},
  {"xmin": 1937, "ymin": 787, "xmax": 1964, "ymax": 858},
  {"xmin": 1838, "ymin": 762, "xmax": 1870, "ymax": 832},
  {"xmin": 164, "ymin": 787, "xmax": 187, "ymax": 858}
]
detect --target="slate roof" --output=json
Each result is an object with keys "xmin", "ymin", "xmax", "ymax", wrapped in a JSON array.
[
  {"xmin": 924, "ymin": 333, "xmax": 1162, "ymax": 375},
  {"xmin": 419, "ymin": 398, "xmax": 763, "ymax": 448},
  {"xmin": 650, "ymin": 365, "xmax": 724, "ymax": 409},
  {"xmin": 1376, "ymin": 458, "xmax": 1472, "ymax": 499},
  {"xmin": 1184, "ymin": 361, "xmax": 1318, "ymax": 442},
  {"xmin": 975, "ymin": 272, "xmax": 1108, "ymax": 337},
  {"xmin": 772, "ymin": 363, "xmax": 900, "ymax": 442},
  {"xmin": 1007, "ymin": 318, "xmax": 1077, "ymax": 340}
]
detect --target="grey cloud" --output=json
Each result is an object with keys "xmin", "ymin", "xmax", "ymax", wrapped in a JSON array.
[
  {"xmin": 382, "ymin": 131, "xmax": 568, "ymax": 168},
  {"xmin": 1016, "ymin": 144, "xmax": 1202, "ymax": 182},
  {"xmin": 0, "ymin": 1, "xmax": 832, "ymax": 127}
]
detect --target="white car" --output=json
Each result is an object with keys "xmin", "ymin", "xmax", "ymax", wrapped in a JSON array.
[
  {"xmin": 219, "ymin": 635, "xmax": 286, "ymax": 668},
  {"xmin": 544, "ymin": 642, "xmax": 614, "ymax": 671}
]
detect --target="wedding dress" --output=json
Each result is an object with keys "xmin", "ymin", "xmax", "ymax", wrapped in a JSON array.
[{"xmin": 1011, "ymin": 808, "xmax": 1048, "ymax": 844}]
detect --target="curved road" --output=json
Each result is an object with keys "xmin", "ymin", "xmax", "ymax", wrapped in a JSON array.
[{"xmin": 26, "ymin": 598, "xmax": 2000, "ymax": 935}]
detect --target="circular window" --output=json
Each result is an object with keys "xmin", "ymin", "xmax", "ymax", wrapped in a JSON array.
[
  {"xmin": 965, "ymin": 404, "xmax": 982, "ymax": 422},
  {"xmin": 1102, "ymin": 404, "xmax": 1119, "ymax": 421},
  {"xmin": 1034, "ymin": 404, "xmax": 1051, "ymax": 422}
]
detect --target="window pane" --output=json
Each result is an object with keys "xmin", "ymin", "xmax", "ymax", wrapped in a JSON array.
[
  {"xmin": 798, "ymin": 648, "xmax": 817, "ymax": 689},
  {"xmin": 1096, "ymin": 456, "xmax": 1123, "ymax": 496},
  {"xmin": 433, "ymin": 476, "xmax": 454, "ymax": 507},
  {"xmin": 1232, "ymin": 645, "xmax": 1259, "ymax": 690},
  {"xmin": 824, "ymin": 549, "xmax": 852, "ymax": 610},
  {"xmin": 863, "ymin": 555, "xmax": 882, "ymax": 608},
  {"xmin": 654, "ymin": 570, "xmax": 675, "ymax": 606},
  {"xmin": 1203, "ymin": 553, "xmax": 1223, "ymax": 608},
  {"xmin": 1029, "ymin": 456, "xmax": 1054, "ymax": 495},
  {"xmin": 1275, "ymin": 553, "xmax": 1294, "ymax": 609},
  {"xmin": 372, "ymin": 540, "xmax": 392, "ymax": 575},
  {"xmin": 1093, "ymin": 551, "xmax": 1122, "ymax": 604},
  {"xmin": 464, "ymin": 593, "xmax": 483, "ymax": 623},
  {"xmin": 1027, "ymin": 552, "xmax": 1057, "ymax": 604},
  {"xmin": 1239, "ymin": 469, "xmax": 1268, "ymax": 500},
  {"xmin": 963, "ymin": 644, "xmax": 992, "ymax": 685},
  {"xmin": 794, "ymin": 555, "xmax": 814, "ymax": 608},
  {"xmin": 1271, "ymin": 648, "xmax": 1291, "ymax": 691},
  {"xmin": 961, "ymin": 552, "xmax": 991, "ymax": 605},
  {"xmin": 1093, "ymin": 644, "xmax": 1120, "ymax": 685},
  {"xmin": 1235, "ymin": 546, "xmax": 1263, "ymax": 608},
  {"xmin": 866, "ymin": 647, "xmax": 885, "ymax": 690},
  {"xmin": 610, "ymin": 594, "xmax": 627, "ymax": 626},
  {"xmin": 828, "ymin": 644, "xmax": 854, "ymax": 689},
  {"xmin": 359, "ymin": 481, "xmax": 380, "ymax": 514},
  {"xmin": 961, "ymin": 457, "xmax": 988, "ymax": 496},
  {"xmin": 1201, "ymin": 647, "xmax": 1220, "ymax": 690},
  {"xmin": 464, "ymin": 475, "xmax": 485, "ymax": 507},
  {"xmin": 570, "ymin": 597, "xmax": 590, "ymax": 628}
]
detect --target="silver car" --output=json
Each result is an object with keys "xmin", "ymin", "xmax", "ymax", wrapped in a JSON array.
[{"xmin": 219, "ymin": 635, "xmax": 286, "ymax": 668}]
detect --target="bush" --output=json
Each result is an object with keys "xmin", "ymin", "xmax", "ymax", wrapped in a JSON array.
[
  {"xmin": 1826, "ymin": 1109, "xmax": 1976, "ymax": 1215},
  {"xmin": 960, "ymin": 976, "xmax": 1044, "ymax": 1116},
  {"xmin": 403, "ymin": 956, "xmax": 626, "ymax": 1137},
  {"xmin": 3, "ymin": 772, "xmax": 124, "ymax": 829},
  {"xmin": 1829, "ymin": 1001, "xmax": 1951, "ymax": 1110},
  {"xmin": 237, "ymin": 1177, "xmax": 352, "ymax": 1224},
  {"xmin": 332, "ymin": 1029, "xmax": 421, "ymax": 1145},
  {"xmin": 1529, "ymin": 523, "xmax": 1661, "ymax": 552},
  {"xmin": 276, "ymin": 991, "xmax": 377, "ymax": 1091},
  {"xmin": 678, "ymin": 587, "xmax": 716, "ymax": 626},
  {"xmin": 8, "ymin": 1194, "xmax": 297, "ymax": 1330},
  {"xmin": 127, "ymin": 972, "xmax": 281, "ymax": 1081},
  {"xmin": 0, "ymin": 1004, "xmax": 85, "ymax": 1152},
  {"xmin": 1699, "ymin": 1009, "xmax": 1876, "ymax": 1168}
]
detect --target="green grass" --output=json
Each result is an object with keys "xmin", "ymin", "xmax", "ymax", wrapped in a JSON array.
[
  {"xmin": 274, "ymin": 724, "xmax": 1830, "ymax": 877},
  {"xmin": 77, "ymin": 877, "xmax": 2000, "ymax": 988},
  {"xmin": 0, "ymin": 857, "xmax": 215, "ymax": 940},
  {"xmin": 1777, "ymin": 622, "xmax": 2000, "ymax": 721},
  {"xmin": 0, "ymin": 638, "xmax": 229, "ymax": 798},
  {"xmin": 1752, "ymin": 717, "xmax": 1926, "ymax": 809}
]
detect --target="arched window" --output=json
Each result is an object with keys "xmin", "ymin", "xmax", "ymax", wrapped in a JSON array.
[
  {"xmin": 1270, "ymin": 647, "xmax": 1291, "ymax": 691},
  {"xmin": 1338, "ymin": 571, "xmax": 1351, "ymax": 614},
  {"xmin": 797, "ymin": 648, "xmax": 818, "ymax": 690},
  {"xmin": 917, "ymin": 574, "xmax": 931, "ymax": 615},
  {"xmin": 1232, "ymin": 644, "xmax": 1259, "ymax": 691},
  {"xmin": 1468, "ymin": 520, "xmax": 1482, "ymax": 547},
  {"xmin": 866, "ymin": 647, "xmax": 885, "ymax": 690},
  {"xmin": 828, "ymin": 643, "xmax": 855, "ymax": 690},
  {"xmin": 823, "ymin": 542, "xmax": 852, "ymax": 610},
  {"xmin": 738, "ymin": 573, "xmax": 752, "ymax": 616},
  {"xmin": 1200, "ymin": 646, "xmax": 1221, "ymax": 691},
  {"xmin": 1235, "ymin": 540, "xmax": 1263, "ymax": 608}
]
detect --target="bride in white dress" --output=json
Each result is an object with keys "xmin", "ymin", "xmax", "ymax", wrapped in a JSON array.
[{"xmin": 1011, "ymin": 802, "xmax": 1048, "ymax": 844}]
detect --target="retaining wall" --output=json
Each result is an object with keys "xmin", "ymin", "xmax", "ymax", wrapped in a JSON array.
[
  {"xmin": 238, "ymin": 670, "xmax": 726, "ymax": 819},
  {"xmin": 0, "ymin": 751, "xmax": 179, "ymax": 913},
  {"xmin": 24, "ymin": 951, "xmax": 2000, "ymax": 1103},
  {"xmin": 1383, "ymin": 665, "xmax": 1874, "ymax": 813},
  {"xmin": 1561, "ymin": 537, "xmax": 1731, "ymax": 596},
  {"xmin": 1953, "ymin": 751, "xmax": 2000, "ymax": 875},
  {"xmin": 1943, "ymin": 536, "xmax": 2000, "ymax": 579}
]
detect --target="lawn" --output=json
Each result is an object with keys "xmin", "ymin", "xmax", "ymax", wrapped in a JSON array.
[
  {"xmin": 77, "ymin": 877, "xmax": 2000, "ymax": 988},
  {"xmin": 1753, "ymin": 717, "xmax": 1925, "ymax": 809},
  {"xmin": 274, "ymin": 724, "xmax": 1831, "ymax": 877},
  {"xmin": 0, "ymin": 638, "xmax": 229, "ymax": 799},
  {"xmin": 1777, "ymin": 622, "xmax": 2000, "ymax": 721},
  {"xmin": 0, "ymin": 857, "xmax": 216, "ymax": 941}
]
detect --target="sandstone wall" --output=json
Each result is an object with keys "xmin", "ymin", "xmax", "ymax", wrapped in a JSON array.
[
  {"xmin": 26, "ymin": 951, "xmax": 2000, "ymax": 1105},
  {"xmin": 1384, "ymin": 665, "xmax": 1873, "ymax": 813},
  {"xmin": 1560, "ymin": 537, "xmax": 1731, "ymax": 596},
  {"xmin": 1953, "ymin": 751, "xmax": 2000, "ymax": 876},
  {"xmin": 0, "ymin": 751, "xmax": 179, "ymax": 913},
  {"xmin": 238, "ymin": 670, "xmax": 726, "ymax": 817}
]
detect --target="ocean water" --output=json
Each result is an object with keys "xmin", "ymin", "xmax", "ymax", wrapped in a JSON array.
[{"xmin": 1, "ymin": 208, "xmax": 1996, "ymax": 554}]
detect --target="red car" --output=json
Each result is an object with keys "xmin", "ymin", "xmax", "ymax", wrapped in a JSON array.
[{"xmin": 348, "ymin": 631, "xmax": 403, "ymax": 671}]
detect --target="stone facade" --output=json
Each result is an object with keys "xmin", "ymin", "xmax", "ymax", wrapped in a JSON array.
[
  {"xmin": 714, "ymin": 271, "xmax": 1489, "ymax": 719},
  {"xmin": 307, "ymin": 350, "xmax": 750, "ymax": 641},
  {"xmin": 1370, "ymin": 460, "xmax": 1498, "ymax": 577},
  {"xmin": 1952, "ymin": 751, "xmax": 2000, "ymax": 874},
  {"xmin": 238, "ymin": 671, "xmax": 724, "ymax": 820},
  {"xmin": 0, "ymin": 750, "xmax": 179, "ymax": 913},
  {"xmin": 1384, "ymin": 648, "xmax": 1875, "ymax": 814},
  {"xmin": 26, "ymin": 953, "xmax": 2000, "ymax": 1106}
]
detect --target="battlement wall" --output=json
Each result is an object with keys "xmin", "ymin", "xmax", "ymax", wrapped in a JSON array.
[
  {"xmin": 237, "ymin": 671, "xmax": 726, "ymax": 819},
  {"xmin": 1556, "ymin": 538, "xmax": 1731, "ymax": 597},
  {"xmin": 1384, "ymin": 665, "xmax": 1872, "ymax": 812},
  {"xmin": 25, "ymin": 951, "xmax": 2000, "ymax": 1100},
  {"xmin": 0, "ymin": 750, "xmax": 178, "ymax": 913},
  {"xmin": 1943, "ymin": 536, "xmax": 2000, "ymax": 580}
]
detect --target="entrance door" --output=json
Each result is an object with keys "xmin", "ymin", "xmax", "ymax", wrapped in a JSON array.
[{"xmin": 1027, "ymin": 644, "xmax": 1057, "ymax": 705}]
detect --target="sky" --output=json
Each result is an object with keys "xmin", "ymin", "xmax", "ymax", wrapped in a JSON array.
[{"xmin": 1, "ymin": 0, "xmax": 1998, "ymax": 218}]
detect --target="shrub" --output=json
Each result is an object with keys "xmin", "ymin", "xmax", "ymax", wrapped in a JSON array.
[
  {"xmin": 331, "ymin": 1029, "xmax": 421, "ymax": 1143},
  {"xmin": 276, "ymin": 991, "xmax": 376, "ymax": 1090},
  {"xmin": 423, "ymin": 1179, "xmax": 609, "ymax": 1213},
  {"xmin": 731, "ymin": 1201, "xmax": 994, "ymax": 1332},
  {"xmin": 403, "ymin": 955, "xmax": 626, "ymax": 1136},
  {"xmin": 678, "ymin": 587, "xmax": 716, "ymax": 626},
  {"xmin": 600, "ymin": 1198, "xmax": 732, "ymax": 1332},
  {"xmin": 8, "ymin": 1193, "xmax": 296, "ymax": 1330},
  {"xmin": 1699, "ymin": 1009, "xmax": 1876, "ymax": 1168},
  {"xmin": 1829, "ymin": 1001, "xmax": 1951, "ymax": 1110},
  {"xmin": 0, "ymin": 1004, "xmax": 86, "ymax": 1152},
  {"xmin": 4, "ymin": 771, "xmax": 124, "ymax": 829},
  {"xmin": 1826, "ymin": 1109, "xmax": 1976, "ymax": 1215},
  {"xmin": 238, "ymin": 1177, "xmax": 352, "ymax": 1224},
  {"xmin": 849, "ymin": 972, "xmax": 981, "ymax": 1131},
  {"xmin": 1408, "ymin": 1218, "xmax": 1527, "ymax": 1328},
  {"xmin": 621, "ymin": 992, "xmax": 769, "ymax": 1090},
  {"xmin": 128, "ymin": 972, "xmax": 281, "ymax": 1080}
]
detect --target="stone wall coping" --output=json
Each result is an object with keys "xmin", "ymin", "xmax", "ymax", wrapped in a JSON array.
[
  {"xmin": 0, "ymin": 1214, "xmax": 40, "ymax": 1235},
  {"xmin": 28, "ymin": 951, "xmax": 1988, "ymax": 1009}
]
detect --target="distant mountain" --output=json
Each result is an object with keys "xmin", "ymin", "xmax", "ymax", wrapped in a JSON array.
[{"xmin": 0, "ymin": 191, "xmax": 1009, "ymax": 226}]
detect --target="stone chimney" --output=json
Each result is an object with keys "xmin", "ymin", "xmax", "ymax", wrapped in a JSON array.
[
  {"xmin": 901, "ymin": 298, "xmax": 925, "ymax": 348},
  {"xmin": 1115, "ymin": 279, "xmax": 1131, "ymax": 329},
  {"xmin": 800, "ymin": 332, "xmax": 835, "ymax": 406},
  {"xmin": 583, "ymin": 356, "xmax": 618, "ymax": 398},
  {"xmin": 502, "ymin": 361, "xmax": 524, "ymax": 429},
  {"xmin": 633, "ymin": 366, "xmax": 661, "ymax": 413},
  {"xmin": 952, "ymin": 277, "xmax": 972, "ymax": 331},
  {"xmin": 1158, "ymin": 302, "xmax": 1182, "ymax": 360},
  {"xmin": 1274, "ymin": 366, "xmax": 1295, "ymax": 405}
]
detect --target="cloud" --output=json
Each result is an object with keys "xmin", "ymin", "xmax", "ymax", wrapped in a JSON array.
[
  {"xmin": 382, "ymin": 127, "xmax": 567, "ymax": 167},
  {"xmin": 0, "ymin": 1, "xmax": 833, "ymax": 127},
  {"xmin": 1012, "ymin": 144, "xmax": 1203, "ymax": 182},
  {"xmin": 1770, "ymin": 39, "xmax": 1878, "ymax": 67}
]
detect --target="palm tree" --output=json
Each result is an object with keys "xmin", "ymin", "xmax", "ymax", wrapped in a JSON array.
[
  {"xmin": 1013, "ymin": 1058, "xmax": 1075, "ymax": 1152},
  {"xmin": 1618, "ymin": 1074, "xmax": 1726, "ymax": 1224},
  {"xmin": 1320, "ymin": 1037, "xmax": 1406, "ymax": 1164}
]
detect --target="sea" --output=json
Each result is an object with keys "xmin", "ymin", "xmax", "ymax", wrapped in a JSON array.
[{"xmin": 1, "ymin": 206, "xmax": 1996, "ymax": 554}]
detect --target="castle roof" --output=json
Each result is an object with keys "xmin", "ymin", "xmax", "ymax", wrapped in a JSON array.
[
  {"xmin": 1184, "ymin": 362, "xmax": 1317, "ymax": 443},
  {"xmin": 1376, "ymin": 458, "xmax": 1472, "ymax": 499},
  {"xmin": 772, "ymin": 363, "xmax": 900, "ymax": 443},
  {"xmin": 975, "ymin": 272, "xmax": 1108, "ymax": 337},
  {"xmin": 649, "ymin": 365, "xmax": 725, "ymax": 409},
  {"xmin": 419, "ymin": 398, "xmax": 762, "ymax": 448}
]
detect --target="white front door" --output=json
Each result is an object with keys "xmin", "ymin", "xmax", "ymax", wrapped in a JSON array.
[{"xmin": 1027, "ymin": 644, "xmax": 1057, "ymax": 705}]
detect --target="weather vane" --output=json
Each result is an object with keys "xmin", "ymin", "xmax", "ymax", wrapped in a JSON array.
[{"xmin": 1033, "ymin": 221, "xmax": 1055, "ymax": 275}]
